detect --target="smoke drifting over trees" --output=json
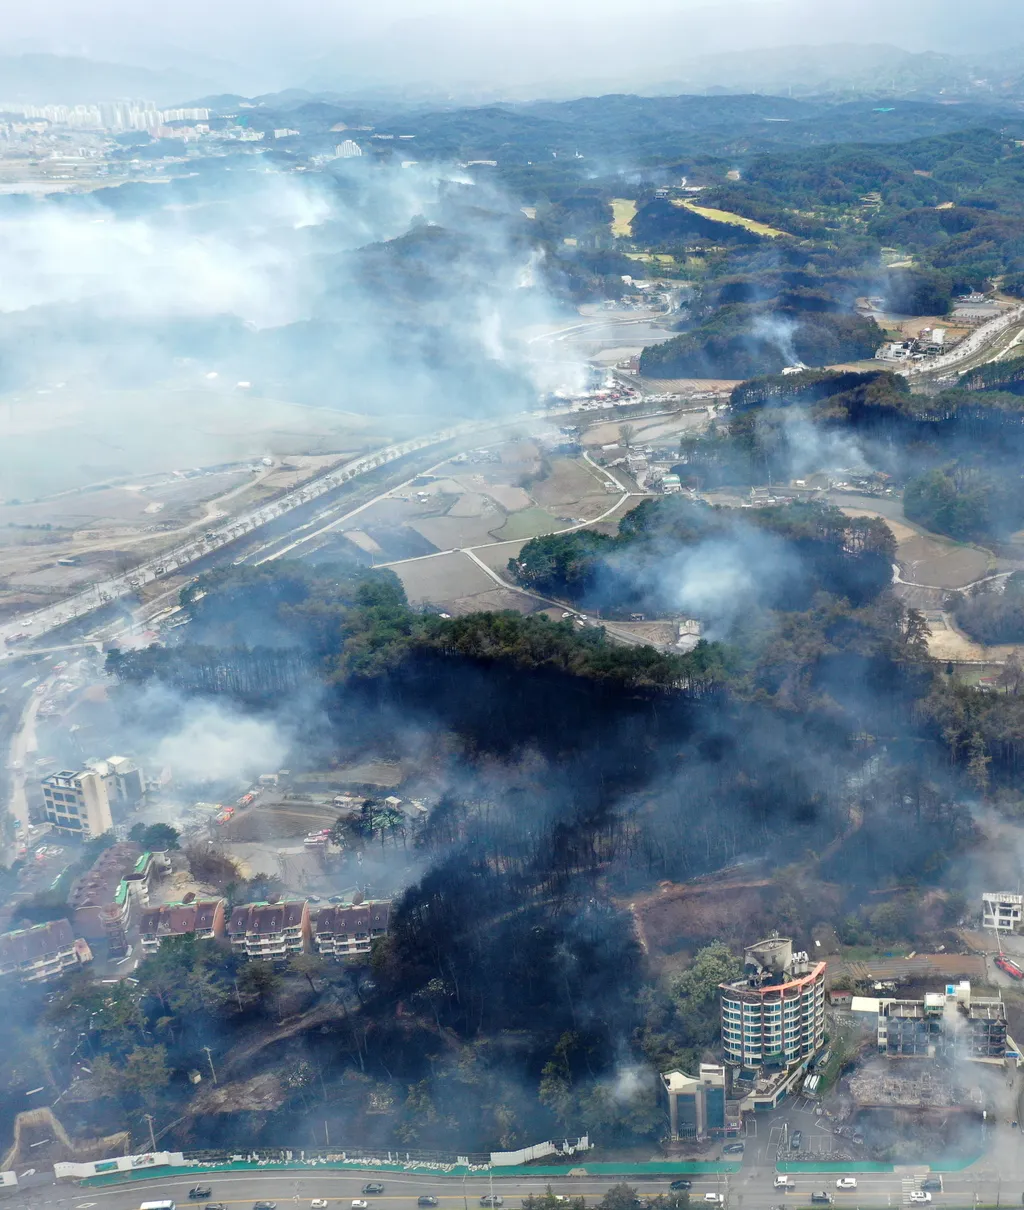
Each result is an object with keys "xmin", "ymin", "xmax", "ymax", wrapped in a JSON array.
[
  {"xmin": 0, "ymin": 158, "xmax": 580, "ymax": 504},
  {"xmin": 88, "ymin": 509, "xmax": 979, "ymax": 1152}
]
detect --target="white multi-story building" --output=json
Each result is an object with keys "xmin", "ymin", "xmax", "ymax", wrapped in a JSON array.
[
  {"xmin": 335, "ymin": 140, "xmax": 362, "ymax": 158},
  {"xmin": 720, "ymin": 936, "xmax": 826, "ymax": 1072},
  {"xmin": 982, "ymin": 892, "xmax": 1023, "ymax": 932},
  {"xmin": 85, "ymin": 755, "xmax": 144, "ymax": 806},
  {"xmin": 41, "ymin": 769, "xmax": 112, "ymax": 839}
]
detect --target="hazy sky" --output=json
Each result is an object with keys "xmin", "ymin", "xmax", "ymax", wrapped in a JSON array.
[{"xmin": 4, "ymin": 0, "xmax": 1022, "ymax": 96}]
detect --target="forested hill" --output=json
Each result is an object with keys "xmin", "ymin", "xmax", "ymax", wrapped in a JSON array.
[
  {"xmin": 223, "ymin": 91, "xmax": 1024, "ymax": 163},
  {"xmin": 109, "ymin": 563, "xmax": 726, "ymax": 697},
  {"xmin": 512, "ymin": 497, "xmax": 896, "ymax": 619}
]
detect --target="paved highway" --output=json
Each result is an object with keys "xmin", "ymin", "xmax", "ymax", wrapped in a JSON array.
[
  {"xmin": 13, "ymin": 1158, "xmax": 1024, "ymax": 1210},
  {"xmin": 908, "ymin": 302, "xmax": 1024, "ymax": 380},
  {"xmin": 0, "ymin": 409, "xmax": 581, "ymax": 651}
]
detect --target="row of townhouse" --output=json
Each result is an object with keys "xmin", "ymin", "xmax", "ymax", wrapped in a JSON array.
[
  {"xmin": 138, "ymin": 897, "xmax": 391, "ymax": 959},
  {"xmin": 0, "ymin": 919, "xmax": 92, "ymax": 985}
]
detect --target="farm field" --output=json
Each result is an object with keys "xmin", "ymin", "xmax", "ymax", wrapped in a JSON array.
[{"xmin": 392, "ymin": 550, "xmax": 541, "ymax": 616}]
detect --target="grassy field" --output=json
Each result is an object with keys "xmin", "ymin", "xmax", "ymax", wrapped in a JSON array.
[
  {"xmin": 488, "ymin": 506, "xmax": 565, "ymax": 542},
  {"xmin": 625, "ymin": 252, "xmax": 675, "ymax": 264},
  {"xmin": 610, "ymin": 198, "xmax": 638, "ymax": 237},
  {"xmin": 674, "ymin": 198, "xmax": 789, "ymax": 238}
]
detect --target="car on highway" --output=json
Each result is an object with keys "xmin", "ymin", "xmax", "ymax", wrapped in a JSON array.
[
  {"xmin": 253, "ymin": 1203, "xmax": 278, "ymax": 1210},
  {"xmin": 353, "ymin": 1199, "xmax": 369, "ymax": 1208},
  {"xmin": 909, "ymin": 1195, "xmax": 932, "ymax": 1205},
  {"xmin": 204, "ymin": 1204, "xmax": 227, "ymax": 1210},
  {"xmin": 190, "ymin": 1189, "xmax": 213, "ymax": 1200},
  {"xmin": 921, "ymin": 1179, "xmax": 942, "ymax": 1192},
  {"xmin": 773, "ymin": 1177, "xmax": 795, "ymax": 1191},
  {"xmin": 418, "ymin": 1197, "xmax": 439, "ymax": 1206},
  {"xmin": 703, "ymin": 1195, "xmax": 725, "ymax": 1204},
  {"xmin": 810, "ymin": 1194, "xmax": 833, "ymax": 1205},
  {"xmin": 480, "ymin": 1196, "xmax": 504, "ymax": 1206},
  {"xmin": 835, "ymin": 1179, "xmax": 857, "ymax": 1191},
  {"xmin": 363, "ymin": 1185, "xmax": 386, "ymax": 1195},
  {"xmin": 790, "ymin": 1131, "xmax": 802, "ymax": 1150},
  {"xmin": 670, "ymin": 1181, "xmax": 692, "ymax": 1191},
  {"xmin": 723, "ymin": 1143, "xmax": 745, "ymax": 1154},
  {"xmin": 312, "ymin": 1202, "xmax": 328, "ymax": 1209}
]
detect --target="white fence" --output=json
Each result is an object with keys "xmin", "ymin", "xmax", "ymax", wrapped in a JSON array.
[{"xmin": 490, "ymin": 1137, "xmax": 590, "ymax": 1166}]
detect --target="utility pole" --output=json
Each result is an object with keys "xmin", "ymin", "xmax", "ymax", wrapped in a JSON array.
[
  {"xmin": 143, "ymin": 1113, "xmax": 156, "ymax": 1152},
  {"xmin": 202, "ymin": 1045, "xmax": 217, "ymax": 1084}
]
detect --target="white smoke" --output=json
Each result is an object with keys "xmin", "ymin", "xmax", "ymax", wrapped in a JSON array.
[
  {"xmin": 619, "ymin": 526, "xmax": 802, "ymax": 638},
  {"xmin": 0, "ymin": 183, "xmax": 333, "ymax": 327},
  {"xmin": 152, "ymin": 700, "xmax": 289, "ymax": 784},
  {"xmin": 609, "ymin": 1062, "xmax": 651, "ymax": 1103},
  {"xmin": 767, "ymin": 407, "xmax": 872, "ymax": 477},
  {"xmin": 751, "ymin": 312, "xmax": 801, "ymax": 366}
]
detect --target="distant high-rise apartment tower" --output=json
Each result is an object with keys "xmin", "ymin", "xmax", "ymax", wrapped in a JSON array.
[{"xmin": 335, "ymin": 140, "xmax": 363, "ymax": 158}]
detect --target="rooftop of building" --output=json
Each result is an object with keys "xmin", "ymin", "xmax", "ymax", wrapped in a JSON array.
[
  {"xmin": 138, "ymin": 899, "xmax": 222, "ymax": 938},
  {"xmin": 228, "ymin": 900, "xmax": 305, "ymax": 936},
  {"xmin": 312, "ymin": 901, "xmax": 391, "ymax": 934},
  {"xmin": 661, "ymin": 1063, "xmax": 725, "ymax": 1093},
  {"xmin": 888, "ymin": 1000, "xmax": 927, "ymax": 1018},
  {"xmin": 68, "ymin": 842, "xmax": 143, "ymax": 910},
  {"xmin": 965, "ymin": 999, "xmax": 1006, "ymax": 1020},
  {"xmin": 0, "ymin": 918, "xmax": 74, "ymax": 965},
  {"xmin": 720, "ymin": 935, "xmax": 825, "ymax": 995}
]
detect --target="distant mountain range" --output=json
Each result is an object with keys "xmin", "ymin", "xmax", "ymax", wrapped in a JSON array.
[
  {"xmin": 3, "ymin": 39, "xmax": 1024, "ymax": 112},
  {"xmin": 0, "ymin": 54, "xmax": 214, "ymax": 105},
  {"xmin": 651, "ymin": 43, "xmax": 1024, "ymax": 102}
]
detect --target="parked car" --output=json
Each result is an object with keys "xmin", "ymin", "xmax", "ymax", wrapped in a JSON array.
[
  {"xmin": 418, "ymin": 1198, "xmax": 439, "ymax": 1206},
  {"xmin": 790, "ymin": 1131, "xmax": 802, "ymax": 1150},
  {"xmin": 810, "ymin": 1195, "xmax": 833, "ymax": 1205},
  {"xmin": 909, "ymin": 1195, "xmax": 932, "ymax": 1205},
  {"xmin": 723, "ymin": 1143, "xmax": 745, "ymax": 1155},
  {"xmin": 480, "ymin": 1197, "xmax": 504, "ymax": 1206},
  {"xmin": 190, "ymin": 1189, "xmax": 213, "ymax": 1200},
  {"xmin": 670, "ymin": 1181, "xmax": 692, "ymax": 1191},
  {"xmin": 363, "ymin": 1185, "xmax": 386, "ymax": 1195},
  {"xmin": 836, "ymin": 1180, "xmax": 857, "ymax": 1191}
]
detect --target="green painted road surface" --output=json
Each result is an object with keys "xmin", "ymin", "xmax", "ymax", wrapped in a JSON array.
[{"xmin": 84, "ymin": 1160, "xmax": 742, "ymax": 1187}]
